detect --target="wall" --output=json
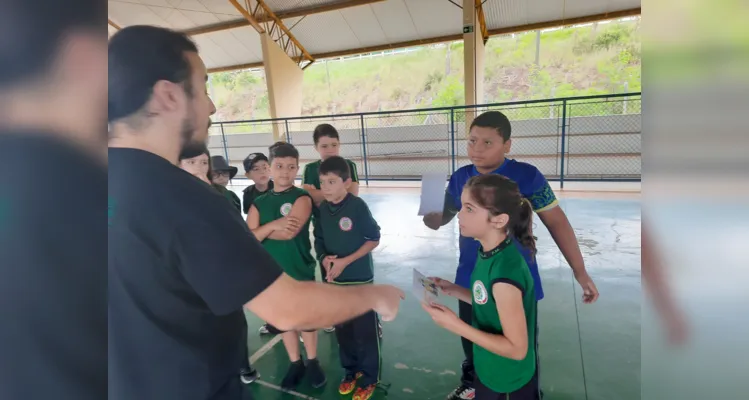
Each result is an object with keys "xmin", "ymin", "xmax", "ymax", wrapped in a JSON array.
[{"xmin": 261, "ymin": 33, "xmax": 304, "ymax": 141}]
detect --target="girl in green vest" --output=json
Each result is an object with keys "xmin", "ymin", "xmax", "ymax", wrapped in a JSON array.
[{"xmin": 422, "ymin": 174, "xmax": 539, "ymax": 400}]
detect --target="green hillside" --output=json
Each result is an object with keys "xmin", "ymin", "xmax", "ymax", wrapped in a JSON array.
[{"xmin": 210, "ymin": 18, "xmax": 640, "ymax": 121}]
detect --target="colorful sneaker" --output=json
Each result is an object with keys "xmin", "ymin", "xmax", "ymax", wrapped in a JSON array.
[
  {"xmin": 353, "ymin": 384, "xmax": 377, "ymax": 400},
  {"xmin": 446, "ymin": 384, "xmax": 475, "ymax": 400},
  {"xmin": 280, "ymin": 360, "xmax": 306, "ymax": 390},
  {"xmin": 338, "ymin": 374, "xmax": 357, "ymax": 395},
  {"xmin": 306, "ymin": 358, "xmax": 326, "ymax": 389}
]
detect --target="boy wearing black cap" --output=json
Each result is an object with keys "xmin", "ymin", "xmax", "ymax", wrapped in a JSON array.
[{"xmin": 242, "ymin": 152, "xmax": 274, "ymax": 215}]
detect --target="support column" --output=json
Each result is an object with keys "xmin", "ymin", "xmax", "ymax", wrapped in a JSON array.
[
  {"xmin": 463, "ymin": 0, "xmax": 485, "ymax": 132},
  {"xmin": 260, "ymin": 33, "xmax": 303, "ymax": 142}
]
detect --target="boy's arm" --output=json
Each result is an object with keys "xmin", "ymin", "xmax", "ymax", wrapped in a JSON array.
[
  {"xmin": 302, "ymin": 164, "xmax": 325, "ymax": 205},
  {"xmin": 347, "ymin": 161, "xmax": 360, "ymax": 196},
  {"xmin": 527, "ymin": 172, "xmax": 599, "ymax": 303},
  {"xmin": 268, "ymin": 195, "xmax": 312, "ymax": 241},
  {"xmin": 246, "ymin": 205, "xmax": 277, "ymax": 242},
  {"xmin": 344, "ymin": 202, "xmax": 381, "ymax": 264},
  {"xmin": 313, "ymin": 211, "xmax": 328, "ymax": 262}
]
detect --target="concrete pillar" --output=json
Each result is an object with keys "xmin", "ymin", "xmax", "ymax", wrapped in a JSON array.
[
  {"xmin": 463, "ymin": 0, "xmax": 485, "ymax": 133},
  {"xmin": 260, "ymin": 33, "xmax": 303, "ymax": 142}
]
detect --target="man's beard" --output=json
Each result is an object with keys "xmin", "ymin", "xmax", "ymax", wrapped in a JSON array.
[{"xmin": 179, "ymin": 116, "xmax": 203, "ymax": 153}]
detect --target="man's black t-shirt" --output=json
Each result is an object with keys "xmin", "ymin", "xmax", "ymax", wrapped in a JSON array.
[
  {"xmin": 108, "ymin": 148, "xmax": 283, "ymax": 400},
  {"xmin": 0, "ymin": 132, "xmax": 107, "ymax": 400}
]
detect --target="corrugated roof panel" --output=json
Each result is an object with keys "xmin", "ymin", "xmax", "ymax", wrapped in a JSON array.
[
  {"xmin": 193, "ymin": 35, "xmax": 240, "ymax": 68},
  {"xmin": 338, "ymin": 5, "xmax": 388, "ymax": 47},
  {"xmin": 369, "ymin": 0, "xmax": 419, "ymax": 43},
  {"xmin": 149, "ymin": 7, "xmax": 199, "ymax": 30},
  {"xmin": 165, "ymin": 0, "xmax": 212, "ymax": 12},
  {"xmin": 108, "ymin": 1, "xmax": 173, "ymax": 28},
  {"xmin": 264, "ymin": 0, "xmax": 343, "ymax": 14},
  {"xmin": 212, "ymin": 27, "xmax": 265, "ymax": 66},
  {"xmin": 289, "ymin": 11, "xmax": 362, "ymax": 54},
  {"xmin": 196, "ymin": 0, "xmax": 244, "ymax": 15},
  {"xmin": 403, "ymin": 0, "xmax": 461, "ymax": 39}
]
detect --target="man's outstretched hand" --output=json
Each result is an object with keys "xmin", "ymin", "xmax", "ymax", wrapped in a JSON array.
[{"xmin": 369, "ymin": 285, "xmax": 406, "ymax": 322}]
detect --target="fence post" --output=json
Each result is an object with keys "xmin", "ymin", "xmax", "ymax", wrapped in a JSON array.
[
  {"xmin": 284, "ymin": 120, "xmax": 291, "ymax": 143},
  {"xmin": 360, "ymin": 114, "xmax": 369, "ymax": 186},
  {"xmin": 219, "ymin": 122, "xmax": 229, "ymax": 161},
  {"xmin": 450, "ymin": 109, "xmax": 456, "ymax": 174},
  {"xmin": 559, "ymin": 100, "xmax": 567, "ymax": 190}
]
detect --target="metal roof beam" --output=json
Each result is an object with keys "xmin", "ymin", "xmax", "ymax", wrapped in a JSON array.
[
  {"xmin": 228, "ymin": 0, "xmax": 315, "ymax": 69},
  {"xmin": 108, "ymin": 19, "xmax": 121, "ymax": 30},
  {"xmin": 207, "ymin": 7, "xmax": 641, "ymax": 74},
  {"xmin": 184, "ymin": 0, "xmax": 385, "ymax": 36},
  {"xmin": 475, "ymin": 0, "xmax": 489, "ymax": 44}
]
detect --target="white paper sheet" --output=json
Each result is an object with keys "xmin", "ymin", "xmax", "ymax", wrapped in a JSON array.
[
  {"xmin": 417, "ymin": 172, "xmax": 447, "ymax": 216},
  {"xmin": 412, "ymin": 269, "xmax": 441, "ymax": 304}
]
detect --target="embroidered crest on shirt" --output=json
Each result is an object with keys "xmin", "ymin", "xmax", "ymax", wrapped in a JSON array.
[
  {"xmin": 339, "ymin": 217, "xmax": 353, "ymax": 231},
  {"xmin": 473, "ymin": 281, "xmax": 488, "ymax": 305},
  {"xmin": 280, "ymin": 202, "xmax": 292, "ymax": 216}
]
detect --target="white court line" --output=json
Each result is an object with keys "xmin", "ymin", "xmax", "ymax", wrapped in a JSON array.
[
  {"xmin": 249, "ymin": 334, "xmax": 282, "ymax": 365},
  {"xmin": 254, "ymin": 380, "xmax": 320, "ymax": 400}
]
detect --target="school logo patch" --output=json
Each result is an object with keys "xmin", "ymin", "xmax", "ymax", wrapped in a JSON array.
[
  {"xmin": 473, "ymin": 281, "xmax": 488, "ymax": 305},
  {"xmin": 339, "ymin": 217, "xmax": 353, "ymax": 231},
  {"xmin": 280, "ymin": 202, "xmax": 292, "ymax": 216}
]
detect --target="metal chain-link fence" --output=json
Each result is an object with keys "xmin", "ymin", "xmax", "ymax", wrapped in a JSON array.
[{"xmin": 208, "ymin": 93, "xmax": 641, "ymax": 183}]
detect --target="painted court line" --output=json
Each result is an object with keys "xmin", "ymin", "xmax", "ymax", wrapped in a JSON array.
[
  {"xmin": 249, "ymin": 334, "xmax": 282, "ymax": 365},
  {"xmin": 254, "ymin": 379, "xmax": 320, "ymax": 400}
]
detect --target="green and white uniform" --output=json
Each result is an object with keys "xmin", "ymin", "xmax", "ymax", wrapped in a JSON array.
[
  {"xmin": 471, "ymin": 237, "xmax": 537, "ymax": 394},
  {"xmin": 254, "ymin": 187, "xmax": 315, "ymax": 281}
]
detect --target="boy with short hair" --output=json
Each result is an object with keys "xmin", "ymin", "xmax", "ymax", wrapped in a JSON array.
[
  {"xmin": 241, "ymin": 152, "xmax": 274, "ymax": 215},
  {"xmin": 246, "ymin": 142, "xmax": 326, "ymax": 390},
  {"xmin": 303, "ymin": 123, "xmax": 362, "ymax": 333},
  {"xmin": 302, "ymin": 123, "xmax": 360, "ymax": 205},
  {"xmin": 423, "ymin": 111, "xmax": 600, "ymax": 400},
  {"xmin": 314, "ymin": 156, "xmax": 381, "ymax": 400}
]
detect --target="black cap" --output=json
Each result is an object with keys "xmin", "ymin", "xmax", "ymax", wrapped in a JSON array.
[{"xmin": 243, "ymin": 153, "xmax": 269, "ymax": 172}]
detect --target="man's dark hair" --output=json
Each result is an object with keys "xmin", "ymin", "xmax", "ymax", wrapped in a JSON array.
[
  {"xmin": 313, "ymin": 124, "xmax": 340, "ymax": 145},
  {"xmin": 268, "ymin": 141, "xmax": 299, "ymax": 161},
  {"xmin": 0, "ymin": 0, "xmax": 105, "ymax": 88},
  {"xmin": 470, "ymin": 111, "xmax": 512, "ymax": 141},
  {"xmin": 319, "ymin": 156, "xmax": 351, "ymax": 181},
  {"xmin": 108, "ymin": 26, "xmax": 198, "ymax": 123}
]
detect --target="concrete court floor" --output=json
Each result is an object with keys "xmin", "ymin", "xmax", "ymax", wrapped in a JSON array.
[{"xmin": 230, "ymin": 185, "xmax": 641, "ymax": 400}]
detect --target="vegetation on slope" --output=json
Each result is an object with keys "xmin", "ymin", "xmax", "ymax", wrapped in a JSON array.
[{"xmin": 210, "ymin": 18, "xmax": 640, "ymax": 121}]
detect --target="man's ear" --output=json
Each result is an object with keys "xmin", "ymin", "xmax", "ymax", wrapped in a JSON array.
[{"xmin": 147, "ymin": 80, "xmax": 185, "ymax": 116}]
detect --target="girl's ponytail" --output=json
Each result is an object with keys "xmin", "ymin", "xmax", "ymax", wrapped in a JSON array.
[{"xmin": 513, "ymin": 199, "xmax": 536, "ymax": 256}]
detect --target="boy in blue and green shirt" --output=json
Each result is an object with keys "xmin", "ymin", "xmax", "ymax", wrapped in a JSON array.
[{"xmin": 313, "ymin": 156, "xmax": 381, "ymax": 400}]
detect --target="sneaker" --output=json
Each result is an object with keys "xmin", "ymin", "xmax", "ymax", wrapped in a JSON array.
[
  {"xmin": 239, "ymin": 368, "xmax": 259, "ymax": 384},
  {"xmin": 446, "ymin": 384, "xmax": 475, "ymax": 400},
  {"xmin": 353, "ymin": 384, "xmax": 377, "ymax": 400},
  {"xmin": 324, "ymin": 326, "xmax": 335, "ymax": 333},
  {"xmin": 338, "ymin": 374, "xmax": 358, "ymax": 395},
  {"xmin": 258, "ymin": 324, "xmax": 270, "ymax": 335},
  {"xmin": 280, "ymin": 360, "xmax": 306, "ymax": 390},
  {"xmin": 378, "ymin": 321, "xmax": 383, "ymax": 339},
  {"xmin": 306, "ymin": 358, "xmax": 327, "ymax": 388}
]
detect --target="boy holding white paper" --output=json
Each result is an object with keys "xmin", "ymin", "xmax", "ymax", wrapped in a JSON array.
[{"xmin": 313, "ymin": 156, "xmax": 382, "ymax": 400}]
